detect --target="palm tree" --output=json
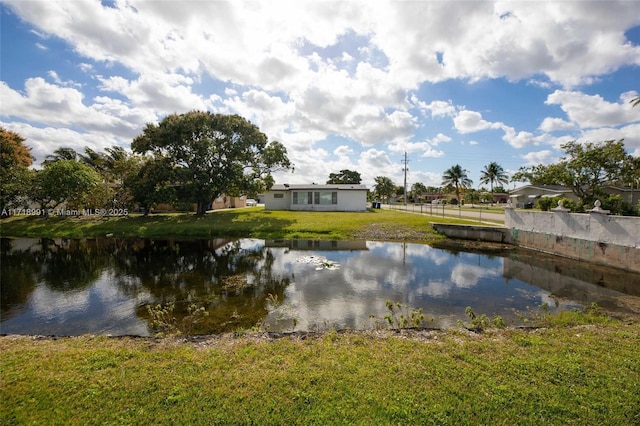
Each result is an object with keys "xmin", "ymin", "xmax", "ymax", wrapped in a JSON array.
[
  {"xmin": 411, "ymin": 182, "xmax": 427, "ymax": 203},
  {"xmin": 42, "ymin": 147, "xmax": 79, "ymax": 165},
  {"xmin": 80, "ymin": 147, "xmax": 109, "ymax": 174},
  {"xmin": 373, "ymin": 176, "xmax": 395, "ymax": 204},
  {"xmin": 441, "ymin": 164, "xmax": 473, "ymax": 204},
  {"xmin": 479, "ymin": 162, "xmax": 509, "ymax": 205},
  {"xmin": 631, "ymin": 96, "xmax": 640, "ymax": 108}
]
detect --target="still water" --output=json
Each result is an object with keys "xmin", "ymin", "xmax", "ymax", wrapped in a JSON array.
[{"xmin": 2, "ymin": 238, "xmax": 639, "ymax": 336}]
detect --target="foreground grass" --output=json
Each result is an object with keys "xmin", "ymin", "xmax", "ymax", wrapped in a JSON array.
[
  {"xmin": 0, "ymin": 208, "xmax": 480, "ymax": 240},
  {"xmin": 2, "ymin": 320, "xmax": 639, "ymax": 425}
]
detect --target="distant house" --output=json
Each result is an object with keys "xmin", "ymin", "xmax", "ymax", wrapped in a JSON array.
[
  {"xmin": 211, "ymin": 195, "xmax": 248, "ymax": 210},
  {"xmin": 509, "ymin": 185, "xmax": 576, "ymax": 208},
  {"xmin": 603, "ymin": 185, "xmax": 640, "ymax": 207},
  {"xmin": 509, "ymin": 184, "xmax": 640, "ymax": 208},
  {"xmin": 487, "ymin": 192, "xmax": 510, "ymax": 204},
  {"xmin": 264, "ymin": 184, "xmax": 368, "ymax": 211}
]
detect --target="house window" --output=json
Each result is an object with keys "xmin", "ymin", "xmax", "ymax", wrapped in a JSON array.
[
  {"xmin": 293, "ymin": 191, "xmax": 313, "ymax": 204},
  {"xmin": 274, "ymin": 193, "xmax": 284, "ymax": 199},
  {"xmin": 314, "ymin": 191, "xmax": 338, "ymax": 205}
]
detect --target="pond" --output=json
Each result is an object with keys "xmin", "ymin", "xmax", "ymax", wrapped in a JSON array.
[{"xmin": 1, "ymin": 237, "xmax": 639, "ymax": 336}]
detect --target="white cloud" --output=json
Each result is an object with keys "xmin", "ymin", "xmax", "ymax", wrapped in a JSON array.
[
  {"xmin": 334, "ymin": 145, "xmax": 353, "ymax": 157},
  {"xmin": 431, "ymin": 133, "xmax": 451, "ymax": 145},
  {"xmin": 355, "ymin": 148, "xmax": 395, "ymax": 183},
  {"xmin": 425, "ymin": 100, "xmax": 457, "ymax": 118},
  {"xmin": 3, "ymin": 0, "xmax": 640, "ymax": 187},
  {"xmin": 411, "ymin": 96, "xmax": 457, "ymax": 119},
  {"xmin": 0, "ymin": 79, "xmax": 132, "ymax": 136},
  {"xmin": 502, "ymin": 127, "xmax": 545, "ymax": 149},
  {"xmin": 102, "ymin": 73, "xmax": 207, "ymax": 114},
  {"xmin": 545, "ymin": 90, "xmax": 640, "ymax": 128},
  {"xmin": 370, "ymin": 1, "xmax": 640, "ymax": 87},
  {"xmin": 520, "ymin": 150, "xmax": 556, "ymax": 166},
  {"xmin": 7, "ymin": 0, "xmax": 640, "ymax": 88},
  {"xmin": 572, "ymin": 123, "xmax": 640, "ymax": 155},
  {"xmin": 453, "ymin": 110, "xmax": 502, "ymax": 134},
  {"xmin": 538, "ymin": 117, "xmax": 576, "ymax": 132}
]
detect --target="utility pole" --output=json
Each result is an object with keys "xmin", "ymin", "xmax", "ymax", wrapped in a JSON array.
[{"xmin": 402, "ymin": 152, "xmax": 409, "ymax": 206}]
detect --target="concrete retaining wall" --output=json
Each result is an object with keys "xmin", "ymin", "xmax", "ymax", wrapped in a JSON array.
[
  {"xmin": 430, "ymin": 223, "xmax": 509, "ymax": 243},
  {"xmin": 504, "ymin": 208, "xmax": 640, "ymax": 273}
]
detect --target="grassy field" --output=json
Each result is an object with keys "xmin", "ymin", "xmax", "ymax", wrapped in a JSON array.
[
  {"xmin": 2, "ymin": 316, "xmax": 639, "ymax": 425},
  {"xmin": 0, "ymin": 207, "xmax": 481, "ymax": 240}
]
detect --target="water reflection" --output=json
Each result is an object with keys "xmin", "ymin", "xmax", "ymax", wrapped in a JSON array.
[{"xmin": 1, "ymin": 238, "xmax": 639, "ymax": 336}]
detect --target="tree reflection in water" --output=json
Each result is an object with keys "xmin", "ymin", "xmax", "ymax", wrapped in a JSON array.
[
  {"xmin": 1, "ymin": 238, "xmax": 292, "ymax": 334},
  {"xmin": 2, "ymin": 237, "xmax": 639, "ymax": 336}
]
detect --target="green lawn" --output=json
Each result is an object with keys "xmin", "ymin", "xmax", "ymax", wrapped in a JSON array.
[
  {"xmin": 0, "ymin": 207, "xmax": 482, "ymax": 240},
  {"xmin": 2, "ymin": 319, "xmax": 639, "ymax": 425}
]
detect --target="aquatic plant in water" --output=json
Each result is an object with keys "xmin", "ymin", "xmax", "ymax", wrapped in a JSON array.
[{"xmin": 295, "ymin": 255, "xmax": 340, "ymax": 270}]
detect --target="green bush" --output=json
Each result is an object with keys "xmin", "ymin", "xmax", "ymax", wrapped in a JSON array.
[
  {"xmin": 536, "ymin": 197, "xmax": 555, "ymax": 211},
  {"xmin": 602, "ymin": 194, "xmax": 635, "ymax": 216},
  {"xmin": 537, "ymin": 197, "xmax": 578, "ymax": 212}
]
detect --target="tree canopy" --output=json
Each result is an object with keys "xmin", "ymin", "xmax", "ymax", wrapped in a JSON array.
[
  {"xmin": 512, "ymin": 139, "xmax": 636, "ymax": 208},
  {"xmin": 326, "ymin": 169, "xmax": 362, "ymax": 184},
  {"xmin": 1, "ymin": 128, "xmax": 33, "ymax": 170},
  {"xmin": 1, "ymin": 128, "xmax": 34, "ymax": 214},
  {"xmin": 33, "ymin": 160, "xmax": 102, "ymax": 210},
  {"xmin": 125, "ymin": 156, "xmax": 176, "ymax": 215},
  {"xmin": 479, "ymin": 162, "xmax": 509, "ymax": 205},
  {"xmin": 442, "ymin": 164, "xmax": 473, "ymax": 204},
  {"xmin": 410, "ymin": 182, "xmax": 427, "ymax": 202},
  {"xmin": 42, "ymin": 147, "xmax": 79, "ymax": 164},
  {"xmin": 373, "ymin": 176, "xmax": 395, "ymax": 203},
  {"xmin": 132, "ymin": 111, "xmax": 292, "ymax": 215},
  {"xmin": 480, "ymin": 162, "xmax": 508, "ymax": 193}
]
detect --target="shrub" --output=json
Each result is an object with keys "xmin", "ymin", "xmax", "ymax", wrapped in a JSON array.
[
  {"xmin": 536, "ymin": 197, "xmax": 556, "ymax": 211},
  {"xmin": 602, "ymin": 195, "xmax": 634, "ymax": 216},
  {"xmin": 537, "ymin": 197, "xmax": 578, "ymax": 212}
]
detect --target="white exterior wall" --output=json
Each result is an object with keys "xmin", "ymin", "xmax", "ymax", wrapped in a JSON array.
[
  {"xmin": 264, "ymin": 191, "xmax": 291, "ymax": 210},
  {"xmin": 264, "ymin": 189, "xmax": 367, "ymax": 211},
  {"xmin": 336, "ymin": 190, "xmax": 367, "ymax": 211}
]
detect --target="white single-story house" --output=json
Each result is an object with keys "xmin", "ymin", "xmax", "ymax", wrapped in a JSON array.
[{"xmin": 265, "ymin": 184, "xmax": 368, "ymax": 211}]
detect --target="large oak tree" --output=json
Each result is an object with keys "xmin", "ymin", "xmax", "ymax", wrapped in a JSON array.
[{"xmin": 132, "ymin": 111, "xmax": 292, "ymax": 215}]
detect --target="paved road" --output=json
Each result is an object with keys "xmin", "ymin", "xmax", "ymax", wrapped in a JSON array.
[{"xmin": 385, "ymin": 204, "xmax": 506, "ymax": 224}]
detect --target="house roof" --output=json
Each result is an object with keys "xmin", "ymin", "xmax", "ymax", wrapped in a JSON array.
[
  {"xmin": 270, "ymin": 184, "xmax": 368, "ymax": 191},
  {"xmin": 510, "ymin": 184, "xmax": 573, "ymax": 195}
]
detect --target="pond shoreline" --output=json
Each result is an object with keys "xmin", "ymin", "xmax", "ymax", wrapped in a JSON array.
[{"xmin": 0, "ymin": 320, "xmax": 628, "ymax": 344}]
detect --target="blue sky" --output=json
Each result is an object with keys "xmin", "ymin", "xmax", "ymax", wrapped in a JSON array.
[{"xmin": 1, "ymin": 1, "xmax": 639, "ymax": 191}]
